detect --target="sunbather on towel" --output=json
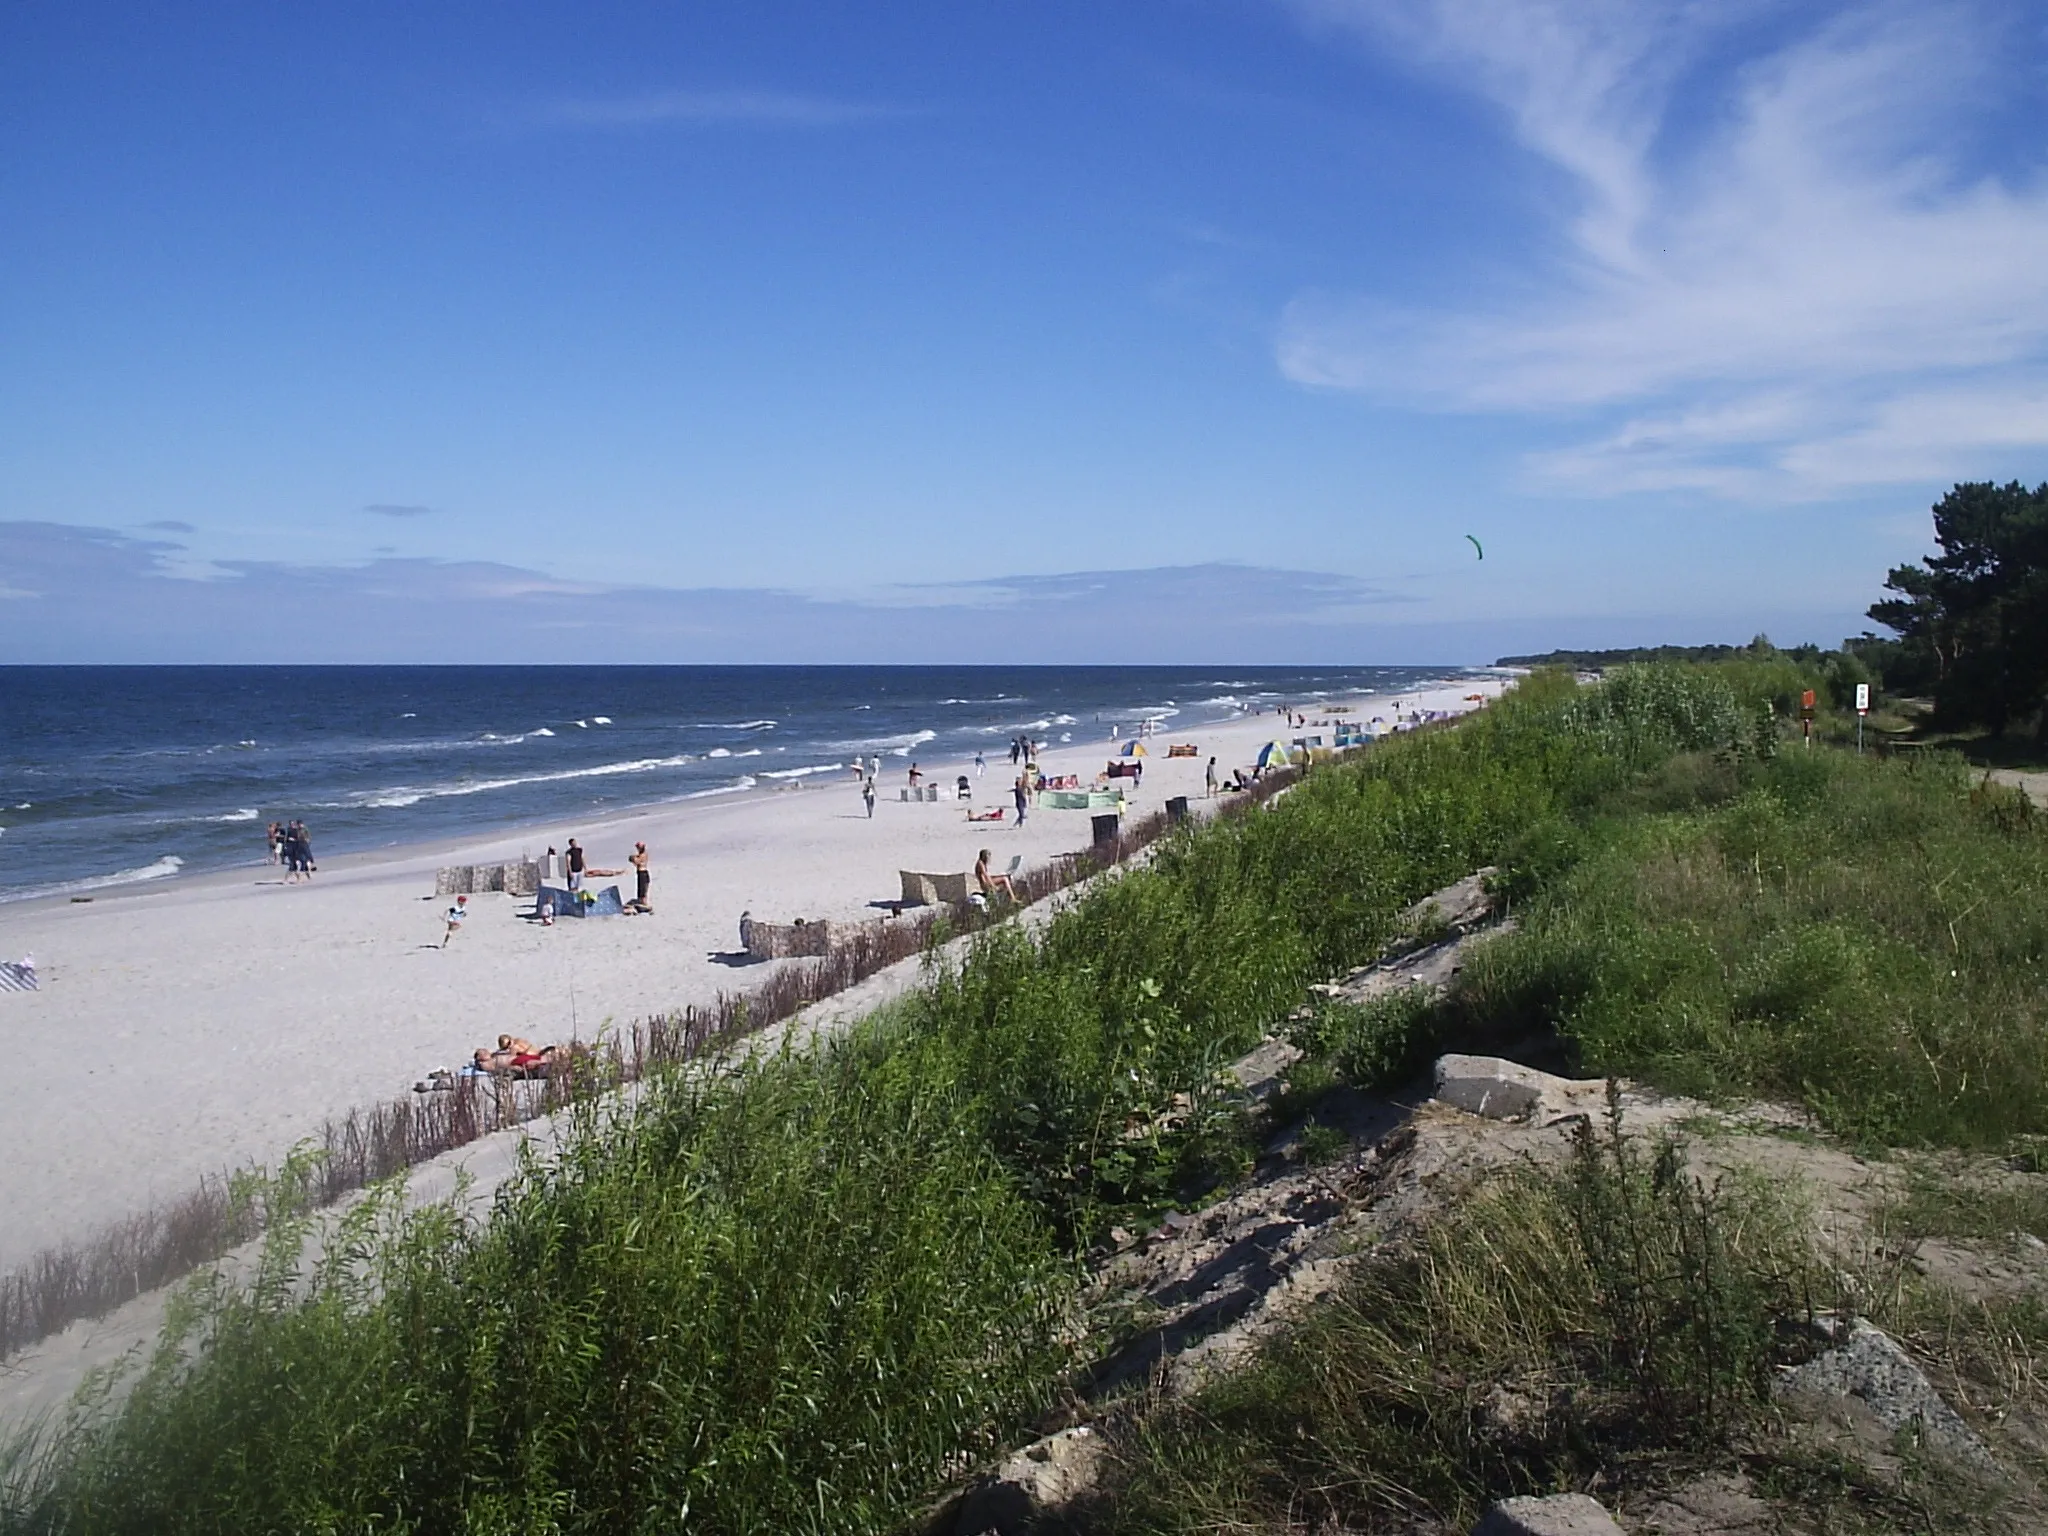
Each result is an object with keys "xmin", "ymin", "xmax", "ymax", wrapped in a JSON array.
[{"xmin": 473, "ymin": 1035, "xmax": 561, "ymax": 1075}]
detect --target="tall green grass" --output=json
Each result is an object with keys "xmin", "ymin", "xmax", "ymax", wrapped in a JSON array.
[
  {"xmin": 1446, "ymin": 746, "xmax": 2048, "ymax": 1146},
  {"xmin": 0, "ymin": 666, "xmax": 1786, "ymax": 1534}
]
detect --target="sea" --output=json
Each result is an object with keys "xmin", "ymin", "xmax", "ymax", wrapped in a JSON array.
[{"xmin": 0, "ymin": 665, "xmax": 1480, "ymax": 903}]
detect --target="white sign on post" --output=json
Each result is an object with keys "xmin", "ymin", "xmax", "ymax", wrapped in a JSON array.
[{"xmin": 1855, "ymin": 683, "xmax": 1871, "ymax": 715}]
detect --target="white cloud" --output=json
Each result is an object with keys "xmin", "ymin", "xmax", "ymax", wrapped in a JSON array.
[{"xmin": 1280, "ymin": 1, "xmax": 2048, "ymax": 497}]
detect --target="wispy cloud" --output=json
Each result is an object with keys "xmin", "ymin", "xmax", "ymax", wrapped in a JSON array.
[
  {"xmin": 141, "ymin": 519, "xmax": 195, "ymax": 533},
  {"xmin": 362, "ymin": 503, "xmax": 434, "ymax": 518},
  {"xmin": 541, "ymin": 90, "xmax": 907, "ymax": 129},
  {"xmin": 1279, "ymin": 0, "xmax": 2048, "ymax": 498}
]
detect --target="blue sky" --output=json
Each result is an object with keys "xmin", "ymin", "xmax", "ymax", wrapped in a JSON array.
[{"xmin": 3, "ymin": 1, "xmax": 2045, "ymax": 663}]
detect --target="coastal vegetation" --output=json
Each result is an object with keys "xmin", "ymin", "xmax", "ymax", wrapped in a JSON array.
[{"xmin": 6, "ymin": 655, "xmax": 2047, "ymax": 1532}]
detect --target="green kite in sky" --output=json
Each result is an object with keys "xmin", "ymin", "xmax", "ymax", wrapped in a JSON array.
[{"xmin": 1466, "ymin": 534, "xmax": 1484, "ymax": 560}]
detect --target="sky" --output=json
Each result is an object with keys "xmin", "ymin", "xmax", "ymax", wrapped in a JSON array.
[{"xmin": 3, "ymin": 0, "xmax": 2045, "ymax": 663}]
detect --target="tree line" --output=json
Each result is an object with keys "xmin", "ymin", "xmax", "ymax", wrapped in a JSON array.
[{"xmin": 1499, "ymin": 480, "xmax": 2048, "ymax": 746}]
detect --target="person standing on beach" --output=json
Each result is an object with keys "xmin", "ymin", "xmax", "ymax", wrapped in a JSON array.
[
  {"xmin": 1009, "ymin": 737, "xmax": 1021, "ymax": 767},
  {"xmin": 442, "ymin": 894, "xmax": 467, "ymax": 947},
  {"xmin": 1205, "ymin": 756, "xmax": 1219, "ymax": 797},
  {"xmin": 629, "ymin": 842, "xmax": 652, "ymax": 912},
  {"xmin": 907, "ymin": 762, "xmax": 922, "ymax": 790},
  {"xmin": 1013, "ymin": 773, "xmax": 1029, "ymax": 827},
  {"xmin": 862, "ymin": 776, "xmax": 876, "ymax": 818},
  {"xmin": 974, "ymin": 749, "xmax": 985, "ymax": 780},
  {"xmin": 266, "ymin": 822, "xmax": 281, "ymax": 865},
  {"xmin": 565, "ymin": 838, "xmax": 585, "ymax": 892}
]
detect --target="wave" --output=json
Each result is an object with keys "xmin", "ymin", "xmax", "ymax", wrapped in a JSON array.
[
  {"xmin": 839, "ymin": 728, "xmax": 938, "ymax": 756},
  {"xmin": 706, "ymin": 748, "xmax": 732, "ymax": 759},
  {"xmin": 0, "ymin": 855, "xmax": 185, "ymax": 906},
  {"xmin": 592, "ymin": 716, "xmax": 612, "ymax": 725},
  {"xmin": 204, "ymin": 808, "xmax": 261, "ymax": 823},
  {"xmin": 681, "ymin": 776, "xmax": 756, "ymax": 799},
  {"xmin": 693, "ymin": 720, "xmax": 777, "ymax": 732},
  {"xmin": 355, "ymin": 755, "xmax": 698, "ymax": 810},
  {"xmin": 531, "ymin": 727, "xmax": 556, "ymax": 737},
  {"xmin": 760, "ymin": 763, "xmax": 845, "ymax": 781}
]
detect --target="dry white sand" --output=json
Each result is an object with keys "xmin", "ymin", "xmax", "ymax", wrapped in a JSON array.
[{"xmin": 0, "ymin": 680, "xmax": 1504, "ymax": 1275}]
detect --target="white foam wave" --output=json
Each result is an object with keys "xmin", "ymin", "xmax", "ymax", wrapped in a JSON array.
[
  {"xmin": 889, "ymin": 729, "xmax": 937, "ymax": 757},
  {"xmin": 706, "ymin": 748, "xmax": 732, "ymax": 759},
  {"xmin": 206, "ymin": 808, "xmax": 261, "ymax": 823},
  {"xmin": 693, "ymin": 720, "xmax": 777, "ymax": 731},
  {"xmin": 760, "ymin": 763, "xmax": 845, "ymax": 780},
  {"xmin": 0, "ymin": 855, "xmax": 185, "ymax": 906},
  {"xmin": 531, "ymin": 727, "xmax": 556, "ymax": 737},
  {"xmin": 592, "ymin": 716, "xmax": 612, "ymax": 725},
  {"xmin": 356, "ymin": 755, "xmax": 697, "ymax": 810},
  {"xmin": 682, "ymin": 776, "xmax": 756, "ymax": 799},
  {"xmin": 735, "ymin": 748, "xmax": 763, "ymax": 758}
]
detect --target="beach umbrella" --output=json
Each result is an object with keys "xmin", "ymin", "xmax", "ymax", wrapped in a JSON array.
[
  {"xmin": 1255, "ymin": 740, "xmax": 1292, "ymax": 770},
  {"xmin": 1119, "ymin": 740, "xmax": 1147, "ymax": 757}
]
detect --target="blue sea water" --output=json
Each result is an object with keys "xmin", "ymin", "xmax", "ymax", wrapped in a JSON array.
[{"xmin": 0, "ymin": 665, "xmax": 1475, "ymax": 902}]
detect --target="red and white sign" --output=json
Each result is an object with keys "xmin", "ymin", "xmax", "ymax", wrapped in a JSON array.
[{"xmin": 1855, "ymin": 683, "xmax": 1870, "ymax": 715}]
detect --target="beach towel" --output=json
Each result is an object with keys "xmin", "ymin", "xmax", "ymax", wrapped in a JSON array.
[
  {"xmin": 536, "ymin": 883, "xmax": 626, "ymax": 918},
  {"xmin": 0, "ymin": 961, "xmax": 37, "ymax": 993}
]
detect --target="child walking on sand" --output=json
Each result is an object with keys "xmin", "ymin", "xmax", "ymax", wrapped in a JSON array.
[{"xmin": 442, "ymin": 894, "xmax": 468, "ymax": 947}]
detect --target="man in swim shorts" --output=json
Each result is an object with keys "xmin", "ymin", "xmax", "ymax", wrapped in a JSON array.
[{"xmin": 628, "ymin": 842, "xmax": 651, "ymax": 912}]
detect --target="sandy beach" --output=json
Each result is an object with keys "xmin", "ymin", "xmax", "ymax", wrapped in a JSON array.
[{"xmin": 0, "ymin": 679, "xmax": 1504, "ymax": 1275}]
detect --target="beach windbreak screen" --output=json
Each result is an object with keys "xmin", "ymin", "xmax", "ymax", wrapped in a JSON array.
[{"xmin": 0, "ymin": 665, "xmax": 1468, "ymax": 902}]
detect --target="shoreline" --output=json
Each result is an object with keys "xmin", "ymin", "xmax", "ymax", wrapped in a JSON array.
[
  {"xmin": 1, "ymin": 664, "xmax": 1502, "ymax": 910},
  {"xmin": 0, "ymin": 677, "xmax": 1502, "ymax": 1273}
]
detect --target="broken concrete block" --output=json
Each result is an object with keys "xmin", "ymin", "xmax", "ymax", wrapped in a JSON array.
[
  {"xmin": 1776, "ymin": 1318, "xmax": 1993, "ymax": 1469},
  {"xmin": 1399, "ymin": 866, "xmax": 1497, "ymax": 934},
  {"xmin": 1434, "ymin": 1055, "xmax": 1549, "ymax": 1121},
  {"xmin": 952, "ymin": 1424, "xmax": 1104, "ymax": 1534},
  {"xmin": 1471, "ymin": 1492, "xmax": 1625, "ymax": 1536}
]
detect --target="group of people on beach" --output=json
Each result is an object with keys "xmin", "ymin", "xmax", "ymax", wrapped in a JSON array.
[{"xmin": 266, "ymin": 820, "xmax": 315, "ymax": 882}]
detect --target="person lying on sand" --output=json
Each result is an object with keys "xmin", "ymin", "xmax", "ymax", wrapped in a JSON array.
[{"xmin": 472, "ymin": 1038, "xmax": 563, "ymax": 1076}]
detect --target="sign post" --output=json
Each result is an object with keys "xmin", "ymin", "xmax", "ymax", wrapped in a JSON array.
[
  {"xmin": 1855, "ymin": 682, "xmax": 1870, "ymax": 754},
  {"xmin": 1800, "ymin": 689, "xmax": 1816, "ymax": 749}
]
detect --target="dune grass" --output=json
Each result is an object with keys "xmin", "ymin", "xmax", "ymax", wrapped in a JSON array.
[
  {"xmin": 1437, "ymin": 746, "xmax": 2048, "ymax": 1147},
  {"xmin": 1089, "ymin": 1105, "xmax": 1837, "ymax": 1535}
]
